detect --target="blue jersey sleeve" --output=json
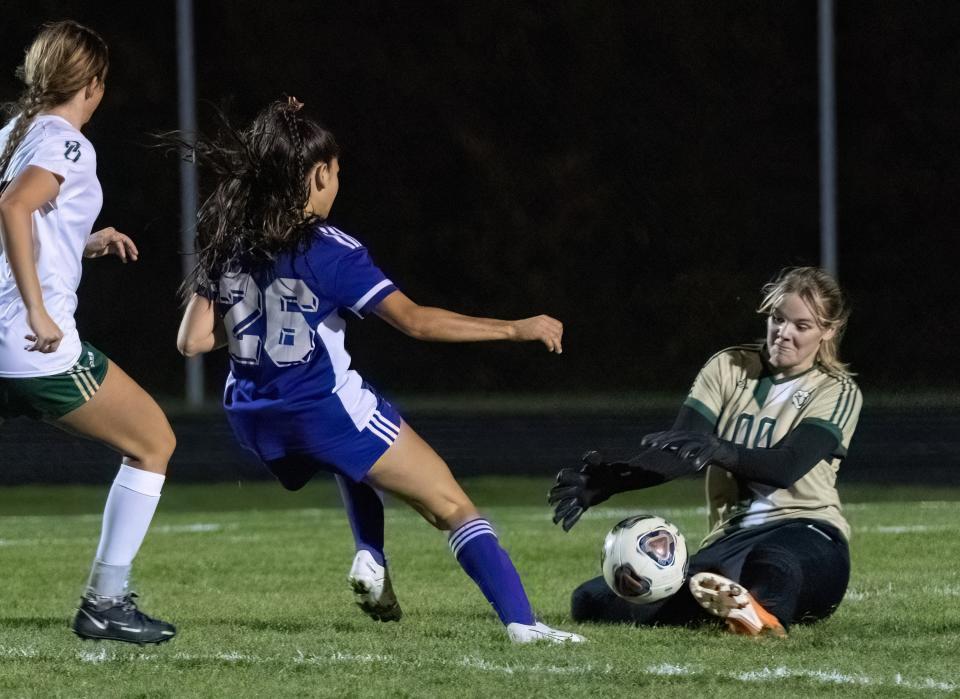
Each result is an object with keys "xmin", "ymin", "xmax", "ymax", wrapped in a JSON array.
[{"xmin": 334, "ymin": 247, "xmax": 397, "ymax": 317}]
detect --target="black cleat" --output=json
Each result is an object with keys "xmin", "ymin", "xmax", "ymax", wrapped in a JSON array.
[{"xmin": 71, "ymin": 593, "xmax": 176, "ymax": 645}]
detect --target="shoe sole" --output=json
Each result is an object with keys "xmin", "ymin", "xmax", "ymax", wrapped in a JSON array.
[
  {"xmin": 72, "ymin": 628, "xmax": 176, "ymax": 645},
  {"xmin": 689, "ymin": 573, "xmax": 786, "ymax": 637},
  {"xmin": 349, "ymin": 578, "xmax": 403, "ymax": 622},
  {"xmin": 509, "ymin": 633, "xmax": 585, "ymax": 644}
]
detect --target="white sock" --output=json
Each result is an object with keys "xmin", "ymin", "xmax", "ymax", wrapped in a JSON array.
[{"xmin": 86, "ymin": 462, "xmax": 165, "ymax": 599}]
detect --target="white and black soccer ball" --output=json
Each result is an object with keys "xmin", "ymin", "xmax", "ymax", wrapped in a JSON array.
[{"xmin": 601, "ymin": 514, "xmax": 688, "ymax": 603}]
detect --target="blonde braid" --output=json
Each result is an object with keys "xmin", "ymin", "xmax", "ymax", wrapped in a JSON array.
[{"xmin": 0, "ymin": 90, "xmax": 51, "ymax": 183}]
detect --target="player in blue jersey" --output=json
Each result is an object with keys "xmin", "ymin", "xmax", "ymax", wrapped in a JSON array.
[{"xmin": 175, "ymin": 98, "xmax": 582, "ymax": 643}]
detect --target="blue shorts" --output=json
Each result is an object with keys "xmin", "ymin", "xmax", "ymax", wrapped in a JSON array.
[{"xmin": 226, "ymin": 390, "xmax": 403, "ymax": 489}]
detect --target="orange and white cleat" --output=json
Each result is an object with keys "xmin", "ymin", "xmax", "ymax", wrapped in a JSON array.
[{"xmin": 689, "ymin": 572, "xmax": 786, "ymax": 638}]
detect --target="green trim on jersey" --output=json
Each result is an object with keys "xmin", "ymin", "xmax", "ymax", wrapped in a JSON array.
[
  {"xmin": 752, "ymin": 376, "xmax": 773, "ymax": 407},
  {"xmin": 829, "ymin": 378, "xmax": 859, "ymax": 428},
  {"xmin": 683, "ymin": 396, "xmax": 718, "ymax": 425},
  {"xmin": 0, "ymin": 343, "xmax": 109, "ymax": 420},
  {"xmin": 800, "ymin": 417, "xmax": 844, "ymax": 446}
]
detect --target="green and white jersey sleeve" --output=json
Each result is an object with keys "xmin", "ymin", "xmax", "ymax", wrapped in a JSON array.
[
  {"xmin": 686, "ymin": 345, "xmax": 863, "ymax": 546},
  {"xmin": 0, "ymin": 114, "xmax": 102, "ymax": 377}
]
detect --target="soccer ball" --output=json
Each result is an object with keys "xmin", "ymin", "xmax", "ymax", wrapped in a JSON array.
[{"xmin": 601, "ymin": 514, "xmax": 688, "ymax": 603}]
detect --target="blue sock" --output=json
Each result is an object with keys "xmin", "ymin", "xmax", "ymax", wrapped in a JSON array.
[
  {"xmin": 336, "ymin": 476, "xmax": 386, "ymax": 566},
  {"xmin": 448, "ymin": 518, "xmax": 535, "ymax": 625}
]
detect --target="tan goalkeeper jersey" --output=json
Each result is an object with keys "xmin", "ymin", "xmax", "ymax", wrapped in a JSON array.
[{"xmin": 684, "ymin": 344, "xmax": 862, "ymax": 546}]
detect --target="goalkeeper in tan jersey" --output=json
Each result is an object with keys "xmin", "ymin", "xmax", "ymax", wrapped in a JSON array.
[{"xmin": 550, "ymin": 267, "xmax": 862, "ymax": 636}]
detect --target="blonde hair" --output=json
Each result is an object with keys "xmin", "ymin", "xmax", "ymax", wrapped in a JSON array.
[
  {"xmin": 758, "ymin": 266, "xmax": 853, "ymax": 376},
  {"xmin": 0, "ymin": 20, "xmax": 108, "ymax": 180}
]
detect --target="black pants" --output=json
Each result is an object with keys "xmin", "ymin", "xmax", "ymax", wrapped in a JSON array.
[{"xmin": 571, "ymin": 519, "xmax": 850, "ymax": 629}]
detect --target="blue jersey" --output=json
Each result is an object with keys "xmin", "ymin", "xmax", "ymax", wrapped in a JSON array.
[{"xmin": 209, "ymin": 225, "xmax": 399, "ymax": 462}]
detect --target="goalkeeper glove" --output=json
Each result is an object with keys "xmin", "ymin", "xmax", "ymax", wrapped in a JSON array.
[
  {"xmin": 548, "ymin": 451, "xmax": 666, "ymax": 531},
  {"xmin": 641, "ymin": 430, "xmax": 738, "ymax": 470}
]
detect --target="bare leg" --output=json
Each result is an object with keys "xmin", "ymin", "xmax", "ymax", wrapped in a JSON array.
[
  {"xmin": 56, "ymin": 360, "xmax": 175, "ymax": 474},
  {"xmin": 365, "ymin": 421, "xmax": 477, "ymax": 531}
]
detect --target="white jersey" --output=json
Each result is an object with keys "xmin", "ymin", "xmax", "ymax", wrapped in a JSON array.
[{"xmin": 0, "ymin": 114, "xmax": 102, "ymax": 376}]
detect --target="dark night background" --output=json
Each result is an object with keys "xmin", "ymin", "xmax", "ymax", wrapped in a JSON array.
[{"xmin": 1, "ymin": 1, "xmax": 958, "ymax": 402}]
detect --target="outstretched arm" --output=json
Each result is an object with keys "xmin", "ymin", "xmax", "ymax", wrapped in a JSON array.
[
  {"xmin": 549, "ymin": 406, "xmax": 716, "ymax": 530},
  {"xmin": 374, "ymin": 290, "xmax": 563, "ymax": 353},
  {"xmin": 177, "ymin": 293, "xmax": 227, "ymax": 357},
  {"xmin": 642, "ymin": 423, "xmax": 840, "ymax": 489}
]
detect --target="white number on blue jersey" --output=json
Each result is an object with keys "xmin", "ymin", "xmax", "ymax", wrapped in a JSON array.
[
  {"xmin": 264, "ymin": 278, "xmax": 319, "ymax": 366},
  {"xmin": 219, "ymin": 273, "xmax": 319, "ymax": 367},
  {"xmin": 219, "ymin": 272, "xmax": 263, "ymax": 365}
]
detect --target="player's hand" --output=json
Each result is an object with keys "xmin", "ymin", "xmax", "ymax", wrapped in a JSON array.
[
  {"xmin": 549, "ymin": 451, "xmax": 663, "ymax": 531},
  {"xmin": 641, "ymin": 430, "xmax": 738, "ymax": 470},
  {"xmin": 25, "ymin": 306, "xmax": 63, "ymax": 353},
  {"xmin": 83, "ymin": 227, "xmax": 139, "ymax": 263},
  {"xmin": 511, "ymin": 315, "xmax": 563, "ymax": 353}
]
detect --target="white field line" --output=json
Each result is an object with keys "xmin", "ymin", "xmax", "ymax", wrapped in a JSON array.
[
  {"xmin": 845, "ymin": 583, "xmax": 960, "ymax": 602},
  {"xmin": 855, "ymin": 524, "xmax": 957, "ymax": 534},
  {"xmin": 0, "ymin": 513, "xmax": 102, "ymax": 524},
  {"xmin": 646, "ymin": 662, "xmax": 695, "ymax": 676},
  {"xmin": 842, "ymin": 500, "xmax": 960, "ymax": 513},
  {"xmin": 917, "ymin": 501, "xmax": 960, "ymax": 509},
  {"xmin": 0, "ymin": 537, "xmax": 94, "ymax": 547},
  {"xmin": 0, "ymin": 522, "xmax": 233, "ymax": 547},
  {"xmin": 0, "ymin": 645, "xmax": 952, "ymax": 692},
  {"xmin": 150, "ymin": 523, "xmax": 224, "ymax": 534}
]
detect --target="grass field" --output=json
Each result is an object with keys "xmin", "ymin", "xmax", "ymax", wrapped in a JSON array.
[{"xmin": 1, "ymin": 477, "xmax": 958, "ymax": 698}]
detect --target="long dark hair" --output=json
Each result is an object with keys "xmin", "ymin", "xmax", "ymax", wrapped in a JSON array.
[
  {"xmin": 1, "ymin": 20, "xmax": 108, "ymax": 181},
  {"xmin": 173, "ymin": 98, "xmax": 339, "ymax": 298}
]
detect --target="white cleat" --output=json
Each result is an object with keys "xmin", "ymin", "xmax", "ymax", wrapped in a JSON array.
[
  {"xmin": 347, "ymin": 550, "xmax": 402, "ymax": 622},
  {"xmin": 506, "ymin": 621, "xmax": 585, "ymax": 644},
  {"xmin": 689, "ymin": 572, "xmax": 786, "ymax": 637}
]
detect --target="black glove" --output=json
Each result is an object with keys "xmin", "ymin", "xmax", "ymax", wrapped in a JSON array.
[
  {"xmin": 641, "ymin": 430, "xmax": 738, "ymax": 470},
  {"xmin": 548, "ymin": 451, "xmax": 666, "ymax": 532}
]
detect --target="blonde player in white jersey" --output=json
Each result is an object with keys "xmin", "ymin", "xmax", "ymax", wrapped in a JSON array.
[
  {"xmin": 0, "ymin": 21, "xmax": 175, "ymax": 644},
  {"xmin": 550, "ymin": 267, "xmax": 862, "ymax": 636}
]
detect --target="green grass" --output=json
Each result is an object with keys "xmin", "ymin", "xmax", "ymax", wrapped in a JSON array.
[{"xmin": 1, "ymin": 477, "xmax": 958, "ymax": 698}]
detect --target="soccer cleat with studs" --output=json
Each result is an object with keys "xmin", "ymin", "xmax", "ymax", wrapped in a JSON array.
[
  {"xmin": 71, "ymin": 593, "xmax": 176, "ymax": 645},
  {"xmin": 689, "ymin": 572, "xmax": 786, "ymax": 637},
  {"xmin": 506, "ymin": 621, "xmax": 585, "ymax": 644},
  {"xmin": 347, "ymin": 550, "xmax": 403, "ymax": 622}
]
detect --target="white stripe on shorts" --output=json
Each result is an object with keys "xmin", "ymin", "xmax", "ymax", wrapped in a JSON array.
[
  {"xmin": 69, "ymin": 373, "xmax": 91, "ymax": 401},
  {"xmin": 371, "ymin": 411, "xmax": 399, "ymax": 439},
  {"xmin": 366, "ymin": 422, "xmax": 396, "ymax": 447},
  {"xmin": 75, "ymin": 368, "xmax": 98, "ymax": 394}
]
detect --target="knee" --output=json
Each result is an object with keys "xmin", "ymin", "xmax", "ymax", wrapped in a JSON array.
[
  {"xmin": 136, "ymin": 423, "xmax": 176, "ymax": 472},
  {"xmin": 155, "ymin": 425, "xmax": 177, "ymax": 463},
  {"xmin": 743, "ymin": 545, "xmax": 802, "ymax": 581}
]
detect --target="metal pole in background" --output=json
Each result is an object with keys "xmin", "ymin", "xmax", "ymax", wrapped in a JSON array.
[
  {"xmin": 177, "ymin": 0, "xmax": 204, "ymax": 406},
  {"xmin": 818, "ymin": 0, "xmax": 838, "ymax": 277}
]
